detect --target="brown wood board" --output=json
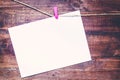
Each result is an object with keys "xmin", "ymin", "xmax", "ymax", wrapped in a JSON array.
[{"xmin": 0, "ymin": 0, "xmax": 120, "ymax": 80}]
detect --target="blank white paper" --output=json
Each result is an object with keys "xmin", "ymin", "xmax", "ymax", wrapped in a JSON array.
[{"xmin": 8, "ymin": 11, "xmax": 91, "ymax": 77}]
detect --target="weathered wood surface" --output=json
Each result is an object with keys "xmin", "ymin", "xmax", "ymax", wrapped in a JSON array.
[{"xmin": 0, "ymin": 0, "xmax": 120, "ymax": 80}]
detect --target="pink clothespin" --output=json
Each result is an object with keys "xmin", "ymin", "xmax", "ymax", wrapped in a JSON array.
[{"xmin": 53, "ymin": 7, "xmax": 59, "ymax": 19}]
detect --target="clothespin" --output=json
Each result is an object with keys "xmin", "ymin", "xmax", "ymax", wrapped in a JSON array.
[{"xmin": 53, "ymin": 7, "xmax": 59, "ymax": 19}]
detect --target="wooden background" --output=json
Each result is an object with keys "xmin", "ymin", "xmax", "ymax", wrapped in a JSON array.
[{"xmin": 0, "ymin": 0, "xmax": 120, "ymax": 80}]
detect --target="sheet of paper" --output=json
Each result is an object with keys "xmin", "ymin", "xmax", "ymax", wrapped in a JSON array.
[{"xmin": 8, "ymin": 11, "xmax": 91, "ymax": 77}]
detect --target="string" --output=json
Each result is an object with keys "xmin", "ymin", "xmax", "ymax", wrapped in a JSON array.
[{"xmin": 12, "ymin": 0, "xmax": 53, "ymax": 17}]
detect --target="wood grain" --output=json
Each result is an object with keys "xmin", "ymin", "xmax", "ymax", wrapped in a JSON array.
[{"xmin": 0, "ymin": 0, "xmax": 120, "ymax": 80}]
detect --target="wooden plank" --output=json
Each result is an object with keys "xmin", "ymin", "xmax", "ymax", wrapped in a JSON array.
[
  {"xmin": 0, "ymin": 68, "xmax": 120, "ymax": 80},
  {"xmin": 0, "ymin": 54, "xmax": 120, "ymax": 71},
  {"xmin": 82, "ymin": 16, "xmax": 120, "ymax": 32},
  {"xmin": 1, "ymin": 0, "xmax": 120, "ymax": 12}
]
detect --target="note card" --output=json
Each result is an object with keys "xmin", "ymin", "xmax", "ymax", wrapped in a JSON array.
[{"xmin": 8, "ymin": 11, "xmax": 91, "ymax": 77}]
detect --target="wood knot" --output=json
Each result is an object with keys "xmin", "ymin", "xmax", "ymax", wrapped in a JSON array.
[{"xmin": 69, "ymin": 0, "xmax": 89, "ymax": 11}]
